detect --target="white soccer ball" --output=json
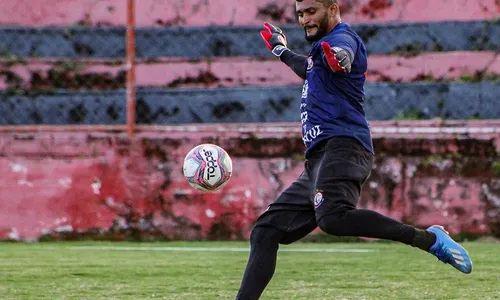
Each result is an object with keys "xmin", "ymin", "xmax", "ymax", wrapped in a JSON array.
[{"xmin": 182, "ymin": 143, "xmax": 233, "ymax": 192}]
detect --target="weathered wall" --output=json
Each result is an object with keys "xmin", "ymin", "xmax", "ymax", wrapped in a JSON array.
[
  {"xmin": 1, "ymin": 122, "xmax": 499, "ymax": 241},
  {"xmin": 1, "ymin": 0, "xmax": 498, "ymax": 26},
  {"xmin": 1, "ymin": 83, "xmax": 499, "ymax": 125},
  {"xmin": 1, "ymin": 1, "xmax": 499, "ymax": 242},
  {"xmin": 1, "ymin": 2, "xmax": 498, "ymax": 125},
  {"xmin": 2, "ymin": 22, "xmax": 498, "ymax": 59},
  {"xmin": 1, "ymin": 52, "xmax": 500, "ymax": 91}
]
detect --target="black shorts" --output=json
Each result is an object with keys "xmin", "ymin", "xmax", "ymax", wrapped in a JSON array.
[{"xmin": 254, "ymin": 136, "xmax": 374, "ymax": 244}]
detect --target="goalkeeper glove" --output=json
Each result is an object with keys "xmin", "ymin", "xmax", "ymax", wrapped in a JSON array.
[
  {"xmin": 321, "ymin": 42, "xmax": 352, "ymax": 73},
  {"xmin": 260, "ymin": 22, "xmax": 289, "ymax": 57}
]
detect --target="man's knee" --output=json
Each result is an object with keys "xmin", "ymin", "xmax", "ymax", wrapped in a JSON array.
[
  {"xmin": 317, "ymin": 208, "xmax": 352, "ymax": 236},
  {"xmin": 279, "ymin": 234, "xmax": 298, "ymax": 245},
  {"xmin": 250, "ymin": 226, "xmax": 284, "ymax": 250}
]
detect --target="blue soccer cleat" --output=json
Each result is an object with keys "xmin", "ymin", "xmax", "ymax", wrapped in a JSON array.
[{"xmin": 427, "ymin": 225, "xmax": 472, "ymax": 274}]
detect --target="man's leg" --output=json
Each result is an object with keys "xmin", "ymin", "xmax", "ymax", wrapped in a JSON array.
[
  {"xmin": 313, "ymin": 137, "xmax": 472, "ymax": 273},
  {"xmin": 235, "ymin": 225, "xmax": 285, "ymax": 300},
  {"xmin": 235, "ymin": 215, "xmax": 316, "ymax": 300},
  {"xmin": 235, "ymin": 166, "xmax": 317, "ymax": 300}
]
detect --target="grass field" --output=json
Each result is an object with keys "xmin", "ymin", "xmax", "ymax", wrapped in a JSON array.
[{"xmin": 1, "ymin": 241, "xmax": 499, "ymax": 300}]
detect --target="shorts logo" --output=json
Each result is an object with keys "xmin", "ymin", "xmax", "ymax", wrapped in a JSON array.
[
  {"xmin": 313, "ymin": 190, "xmax": 324, "ymax": 208},
  {"xmin": 307, "ymin": 56, "xmax": 314, "ymax": 72}
]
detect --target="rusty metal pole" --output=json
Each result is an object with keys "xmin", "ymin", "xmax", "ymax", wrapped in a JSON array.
[{"xmin": 126, "ymin": 0, "xmax": 136, "ymax": 136}]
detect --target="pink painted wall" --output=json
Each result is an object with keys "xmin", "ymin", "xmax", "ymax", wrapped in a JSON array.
[
  {"xmin": 1, "ymin": 0, "xmax": 498, "ymax": 26},
  {"xmin": 1, "ymin": 122, "xmax": 499, "ymax": 241},
  {"xmin": 2, "ymin": 52, "xmax": 499, "ymax": 89},
  {"xmin": 2, "ymin": 1, "xmax": 498, "ymax": 89}
]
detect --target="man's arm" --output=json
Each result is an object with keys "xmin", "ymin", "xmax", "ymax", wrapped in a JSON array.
[
  {"xmin": 279, "ymin": 48, "xmax": 307, "ymax": 80},
  {"xmin": 260, "ymin": 22, "xmax": 307, "ymax": 80}
]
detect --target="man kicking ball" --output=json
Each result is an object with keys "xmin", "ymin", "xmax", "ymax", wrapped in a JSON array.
[{"xmin": 235, "ymin": 0, "xmax": 472, "ymax": 299}]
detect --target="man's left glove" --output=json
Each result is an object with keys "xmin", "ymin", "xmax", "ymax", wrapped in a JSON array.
[
  {"xmin": 321, "ymin": 42, "xmax": 352, "ymax": 73},
  {"xmin": 260, "ymin": 22, "xmax": 289, "ymax": 57}
]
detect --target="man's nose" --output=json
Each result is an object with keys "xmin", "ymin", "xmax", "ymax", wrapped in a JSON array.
[{"xmin": 302, "ymin": 16, "xmax": 312, "ymax": 27}]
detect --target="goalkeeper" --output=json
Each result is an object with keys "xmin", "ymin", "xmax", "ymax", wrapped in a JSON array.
[{"xmin": 235, "ymin": 0, "xmax": 472, "ymax": 299}]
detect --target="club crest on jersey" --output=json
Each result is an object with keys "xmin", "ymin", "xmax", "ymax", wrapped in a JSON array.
[
  {"xmin": 314, "ymin": 190, "xmax": 324, "ymax": 208},
  {"xmin": 307, "ymin": 56, "xmax": 314, "ymax": 72}
]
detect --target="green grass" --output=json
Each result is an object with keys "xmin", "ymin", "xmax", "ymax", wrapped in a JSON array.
[{"xmin": 1, "ymin": 241, "xmax": 499, "ymax": 299}]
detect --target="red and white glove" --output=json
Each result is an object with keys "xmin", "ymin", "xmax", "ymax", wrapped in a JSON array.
[
  {"xmin": 321, "ymin": 41, "xmax": 352, "ymax": 73},
  {"xmin": 260, "ymin": 22, "xmax": 289, "ymax": 57}
]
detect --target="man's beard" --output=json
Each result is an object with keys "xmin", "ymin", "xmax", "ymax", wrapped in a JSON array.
[{"xmin": 304, "ymin": 13, "xmax": 330, "ymax": 42}]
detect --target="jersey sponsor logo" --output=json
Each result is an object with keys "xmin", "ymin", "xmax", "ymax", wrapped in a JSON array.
[
  {"xmin": 302, "ymin": 125, "xmax": 323, "ymax": 144},
  {"xmin": 301, "ymin": 80, "xmax": 309, "ymax": 99},
  {"xmin": 300, "ymin": 111, "xmax": 308, "ymax": 124},
  {"xmin": 314, "ymin": 190, "xmax": 324, "ymax": 208},
  {"xmin": 307, "ymin": 56, "xmax": 314, "ymax": 72}
]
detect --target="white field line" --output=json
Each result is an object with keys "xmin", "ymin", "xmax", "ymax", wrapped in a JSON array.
[{"xmin": 69, "ymin": 246, "xmax": 377, "ymax": 253}]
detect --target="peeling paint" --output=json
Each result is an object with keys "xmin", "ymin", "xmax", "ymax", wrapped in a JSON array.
[
  {"xmin": 206, "ymin": 209, "xmax": 216, "ymax": 218},
  {"xmin": 10, "ymin": 162, "xmax": 28, "ymax": 173},
  {"xmin": 0, "ymin": 129, "xmax": 498, "ymax": 241},
  {"xmin": 482, "ymin": 183, "xmax": 500, "ymax": 207},
  {"xmin": 91, "ymin": 178, "xmax": 101, "ymax": 195},
  {"xmin": 1, "ymin": 54, "xmax": 499, "ymax": 90},
  {"xmin": 17, "ymin": 179, "xmax": 33, "ymax": 187},
  {"xmin": 7, "ymin": 228, "xmax": 19, "ymax": 241},
  {"xmin": 58, "ymin": 178, "xmax": 72, "ymax": 188},
  {"xmin": 54, "ymin": 225, "xmax": 73, "ymax": 233},
  {"xmin": 1, "ymin": 0, "xmax": 498, "ymax": 26}
]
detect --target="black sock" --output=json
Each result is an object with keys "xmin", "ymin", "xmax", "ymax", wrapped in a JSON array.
[
  {"xmin": 411, "ymin": 229, "xmax": 437, "ymax": 252},
  {"xmin": 235, "ymin": 227, "xmax": 285, "ymax": 300}
]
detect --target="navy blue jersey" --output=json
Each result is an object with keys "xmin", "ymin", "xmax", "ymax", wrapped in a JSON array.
[{"xmin": 300, "ymin": 23, "xmax": 373, "ymax": 157}]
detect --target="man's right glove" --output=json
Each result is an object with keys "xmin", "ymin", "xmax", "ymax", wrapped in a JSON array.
[{"xmin": 260, "ymin": 22, "xmax": 289, "ymax": 57}]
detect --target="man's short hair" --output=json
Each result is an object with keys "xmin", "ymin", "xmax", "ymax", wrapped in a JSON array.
[
  {"xmin": 296, "ymin": 0, "xmax": 338, "ymax": 7},
  {"xmin": 322, "ymin": 0, "xmax": 337, "ymax": 6}
]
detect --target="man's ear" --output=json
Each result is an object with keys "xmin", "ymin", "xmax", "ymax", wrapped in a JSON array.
[{"xmin": 330, "ymin": 2, "xmax": 339, "ymax": 15}]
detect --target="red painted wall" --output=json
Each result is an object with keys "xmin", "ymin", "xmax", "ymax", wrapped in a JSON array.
[
  {"xmin": 1, "ymin": 1, "xmax": 499, "ymax": 241},
  {"xmin": 1, "ymin": 122, "xmax": 499, "ymax": 241}
]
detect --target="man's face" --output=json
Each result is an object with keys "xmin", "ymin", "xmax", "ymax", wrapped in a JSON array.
[{"xmin": 296, "ymin": 0, "xmax": 333, "ymax": 42}]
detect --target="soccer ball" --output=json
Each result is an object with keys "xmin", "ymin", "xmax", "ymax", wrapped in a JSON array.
[{"xmin": 182, "ymin": 143, "xmax": 233, "ymax": 192}]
